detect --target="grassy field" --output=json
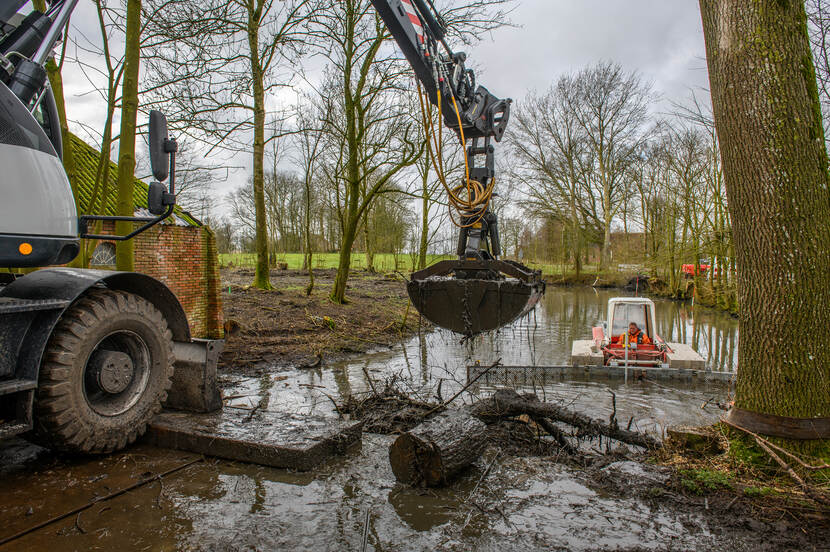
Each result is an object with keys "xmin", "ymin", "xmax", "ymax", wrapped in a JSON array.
[
  {"xmin": 219, "ymin": 252, "xmax": 634, "ymax": 282},
  {"xmin": 219, "ymin": 252, "xmax": 454, "ymax": 272}
]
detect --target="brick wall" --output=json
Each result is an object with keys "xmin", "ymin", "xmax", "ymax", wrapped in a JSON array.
[{"xmin": 96, "ymin": 222, "xmax": 223, "ymax": 339}]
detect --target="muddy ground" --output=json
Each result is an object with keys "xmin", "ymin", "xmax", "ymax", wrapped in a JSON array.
[
  {"xmin": 0, "ymin": 275, "xmax": 826, "ymax": 550},
  {"xmin": 2, "ymin": 362, "xmax": 826, "ymax": 551},
  {"xmin": 1, "ymin": 435, "xmax": 826, "ymax": 551},
  {"xmin": 219, "ymin": 268, "xmax": 425, "ymax": 374}
]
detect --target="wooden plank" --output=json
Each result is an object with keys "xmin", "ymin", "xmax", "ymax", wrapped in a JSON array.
[
  {"xmin": 666, "ymin": 343, "xmax": 707, "ymax": 370},
  {"xmin": 570, "ymin": 339, "xmax": 604, "ymax": 367}
]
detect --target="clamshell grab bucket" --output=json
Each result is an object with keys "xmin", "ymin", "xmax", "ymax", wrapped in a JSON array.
[{"xmin": 407, "ymin": 260, "xmax": 546, "ymax": 335}]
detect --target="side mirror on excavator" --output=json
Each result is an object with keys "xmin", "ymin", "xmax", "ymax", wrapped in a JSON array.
[
  {"xmin": 79, "ymin": 111, "xmax": 178, "ymax": 239},
  {"xmin": 147, "ymin": 181, "xmax": 167, "ymax": 216},
  {"xmin": 147, "ymin": 110, "xmax": 177, "ymax": 216},
  {"xmin": 149, "ymin": 110, "xmax": 173, "ymax": 182}
]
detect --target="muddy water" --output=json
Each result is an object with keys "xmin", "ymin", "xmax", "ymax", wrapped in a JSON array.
[
  {"xmin": 400, "ymin": 286, "xmax": 739, "ymax": 372},
  {"xmin": 0, "ymin": 288, "xmax": 775, "ymax": 552},
  {"xmin": 220, "ymin": 287, "xmax": 737, "ymax": 435}
]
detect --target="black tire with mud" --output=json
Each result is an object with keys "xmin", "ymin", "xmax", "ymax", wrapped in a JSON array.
[{"xmin": 34, "ymin": 289, "xmax": 174, "ymax": 453}]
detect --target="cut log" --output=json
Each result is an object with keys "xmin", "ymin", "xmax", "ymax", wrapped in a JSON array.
[
  {"xmin": 472, "ymin": 389, "xmax": 662, "ymax": 450},
  {"xmin": 389, "ymin": 408, "xmax": 487, "ymax": 487}
]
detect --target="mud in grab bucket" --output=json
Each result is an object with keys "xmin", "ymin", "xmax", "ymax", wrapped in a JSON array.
[{"xmin": 407, "ymin": 260, "xmax": 545, "ymax": 335}]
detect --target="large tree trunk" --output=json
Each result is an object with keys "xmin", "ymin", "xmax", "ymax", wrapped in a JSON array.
[
  {"xmin": 389, "ymin": 409, "xmax": 487, "ymax": 487},
  {"xmin": 700, "ymin": 1, "xmax": 830, "ymax": 442},
  {"xmin": 248, "ymin": 5, "xmax": 272, "ymax": 290},
  {"xmin": 115, "ymin": 0, "xmax": 141, "ymax": 271}
]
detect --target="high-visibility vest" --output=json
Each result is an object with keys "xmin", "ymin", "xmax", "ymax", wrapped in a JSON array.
[{"xmin": 619, "ymin": 329, "xmax": 650, "ymax": 345}]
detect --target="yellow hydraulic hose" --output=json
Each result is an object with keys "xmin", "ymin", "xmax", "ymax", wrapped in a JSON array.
[{"xmin": 417, "ymin": 82, "xmax": 495, "ymax": 229}]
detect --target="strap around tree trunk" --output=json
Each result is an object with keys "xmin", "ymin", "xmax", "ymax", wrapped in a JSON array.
[{"xmin": 726, "ymin": 407, "xmax": 830, "ymax": 440}]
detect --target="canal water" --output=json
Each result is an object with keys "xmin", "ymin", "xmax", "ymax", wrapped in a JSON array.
[
  {"xmin": 407, "ymin": 285, "xmax": 739, "ymax": 371},
  {"xmin": 220, "ymin": 287, "xmax": 739, "ymax": 437},
  {"xmin": 1, "ymin": 287, "xmax": 764, "ymax": 552}
]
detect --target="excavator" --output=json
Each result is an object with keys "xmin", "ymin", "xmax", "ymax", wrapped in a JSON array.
[
  {"xmin": 370, "ymin": 0, "xmax": 545, "ymax": 335},
  {"xmin": 0, "ymin": 0, "xmax": 542, "ymax": 455},
  {"xmin": 1, "ymin": 0, "xmax": 222, "ymax": 455}
]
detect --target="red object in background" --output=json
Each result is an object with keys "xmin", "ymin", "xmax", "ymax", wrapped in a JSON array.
[{"xmin": 681, "ymin": 263, "xmax": 712, "ymax": 276}]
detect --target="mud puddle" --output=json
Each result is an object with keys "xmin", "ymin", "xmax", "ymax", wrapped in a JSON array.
[
  {"xmin": 1, "ymin": 434, "xmax": 815, "ymax": 551},
  {"xmin": 1, "ymin": 341, "xmax": 742, "ymax": 552}
]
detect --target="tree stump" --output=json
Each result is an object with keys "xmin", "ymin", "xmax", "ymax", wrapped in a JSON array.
[
  {"xmin": 388, "ymin": 409, "xmax": 487, "ymax": 487},
  {"xmin": 666, "ymin": 426, "xmax": 724, "ymax": 454}
]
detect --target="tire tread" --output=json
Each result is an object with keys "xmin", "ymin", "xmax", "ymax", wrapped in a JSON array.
[{"xmin": 34, "ymin": 289, "xmax": 174, "ymax": 454}]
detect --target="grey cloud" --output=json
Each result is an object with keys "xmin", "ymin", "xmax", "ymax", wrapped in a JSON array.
[{"xmin": 471, "ymin": 0, "xmax": 709, "ymax": 109}]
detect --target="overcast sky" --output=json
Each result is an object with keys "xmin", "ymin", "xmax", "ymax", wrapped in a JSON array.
[
  {"xmin": 475, "ymin": 1, "xmax": 709, "ymax": 108},
  {"xmin": 53, "ymin": 0, "xmax": 711, "ymax": 219}
]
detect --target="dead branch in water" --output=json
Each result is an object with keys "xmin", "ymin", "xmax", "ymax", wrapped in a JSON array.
[
  {"xmin": 423, "ymin": 359, "xmax": 502, "ymax": 417},
  {"xmin": 472, "ymin": 389, "xmax": 662, "ymax": 450},
  {"xmin": 530, "ymin": 415, "xmax": 579, "ymax": 455}
]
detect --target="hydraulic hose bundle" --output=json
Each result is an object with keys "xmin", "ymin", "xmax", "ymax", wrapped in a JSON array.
[{"xmin": 417, "ymin": 82, "xmax": 496, "ymax": 229}]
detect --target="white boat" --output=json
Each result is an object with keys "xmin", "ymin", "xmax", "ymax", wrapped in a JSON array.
[{"xmin": 571, "ymin": 297, "xmax": 706, "ymax": 370}]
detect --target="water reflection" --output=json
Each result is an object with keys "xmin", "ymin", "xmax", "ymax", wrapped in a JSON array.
[
  {"xmin": 408, "ymin": 287, "xmax": 739, "ymax": 372},
  {"xmin": 221, "ymin": 287, "xmax": 736, "ymax": 442},
  {"xmin": 652, "ymin": 298, "xmax": 739, "ymax": 372}
]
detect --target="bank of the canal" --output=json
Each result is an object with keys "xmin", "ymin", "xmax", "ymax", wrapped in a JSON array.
[
  {"xmin": 2, "ymin": 278, "xmax": 826, "ymax": 551},
  {"xmin": 219, "ymin": 268, "xmax": 424, "ymax": 373},
  {"xmin": 541, "ymin": 268, "xmax": 739, "ymax": 317}
]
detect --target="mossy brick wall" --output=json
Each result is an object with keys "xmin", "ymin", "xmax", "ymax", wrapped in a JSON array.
[{"xmin": 98, "ymin": 221, "xmax": 223, "ymax": 339}]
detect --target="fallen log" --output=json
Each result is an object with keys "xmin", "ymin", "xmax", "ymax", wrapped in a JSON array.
[
  {"xmin": 389, "ymin": 408, "xmax": 488, "ymax": 487},
  {"xmin": 472, "ymin": 389, "xmax": 662, "ymax": 450},
  {"xmin": 530, "ymin": 415, "xmax": 579, "ymax": 455}
]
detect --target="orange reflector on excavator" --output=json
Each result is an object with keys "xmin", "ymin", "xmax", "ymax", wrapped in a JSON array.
[{"xmin": 408, "ymin": 260, "xmax": 545, "ymax": 335}]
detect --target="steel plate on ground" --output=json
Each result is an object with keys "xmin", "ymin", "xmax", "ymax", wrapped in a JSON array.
[{"xmin": 408, "ymin": 277, "xmax": 544, "ymax": 335}]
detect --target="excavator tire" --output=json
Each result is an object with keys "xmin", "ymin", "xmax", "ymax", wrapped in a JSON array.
[{"xmin": 33, "ymin": 289, "xmax": 174, "ymax": 454}]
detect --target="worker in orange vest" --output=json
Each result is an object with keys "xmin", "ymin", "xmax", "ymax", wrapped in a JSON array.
[{"xmin": 620, "ymin": 322, "xmax": 651, "ymax": 346}]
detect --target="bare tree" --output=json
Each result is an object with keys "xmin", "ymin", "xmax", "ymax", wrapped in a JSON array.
[
  {"xmin": 113, "ymin": 0, "xmax": 143, "ymax": 270},
  {"xmin": 293, "ymin": 101, "xmax": 325, "ymax": 294},
  {"xmin": 569, "ymin": 61, "xmax": 652, "ymax": 271},
  {"xmin": 510, "ymin": 78, "xmax": 590, "ymax": 276},
  {"xmin": 143, "ymin": 0, "xmax": 321, "ymax": 289},
  {"xmin": 313, "ymin": 1, "xmax": 421, "ymax": 302}
]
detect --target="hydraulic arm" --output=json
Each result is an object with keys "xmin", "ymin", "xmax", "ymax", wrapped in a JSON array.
[{"xmin": 370, "ymin": 0, "xmax": 544, "ymax": 335}]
